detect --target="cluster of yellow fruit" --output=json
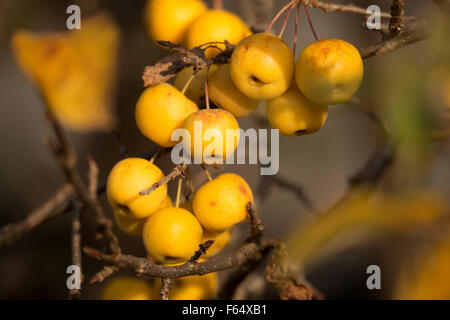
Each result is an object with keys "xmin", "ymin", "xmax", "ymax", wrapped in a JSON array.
[{"xmin": 105, "ymin": 157, "xmax": 253, "ymax": 299}]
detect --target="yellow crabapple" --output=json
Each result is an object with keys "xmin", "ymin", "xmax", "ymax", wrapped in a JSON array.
[
  {"xmin": 186, "ymin": 10, "xmax": 252, "ymax": 59},
  {"xmin": 230, "ymin": 32, "xmax": 294, "ymax": 100},
  {"xmin": 182, "ymin": 109, "xmax": 240, "ymax": 164},
  {"xmin": 142, "ymin": 207, "xmax": 203, "ymax": 263},
  {"xmin": 295, "ymin": 39, "xmax": 363, "ymax": 105},
  {"xmin": 208, "ymin": 64, "xmax": 259, "ymax": 117},
  {"xmin": 101, "ymin": 277, "xmax": 155, "ymax": 300},
  {"xmin": 145, "ymin": 0, "xmax": 207, "ymax": 44},
  {"xmin": 193, "ymin": 173, "xmax": 253, "ymax": 232},
  {"xmin": 136, "ymin": 83, "xmax": 199, "ymax": 147},
  {"xmin": 266, "ymin": 83, "xmax": 328, "ymax": 136},
  {"xmin": 107, "ymin": 158, "xmax": 167, "ymax": 219}
]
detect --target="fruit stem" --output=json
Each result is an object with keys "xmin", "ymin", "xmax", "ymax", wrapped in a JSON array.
[
  {"xmin": 175, "ymin": 176, "xmax": 183, "ymax": 208},
  {"xmin": 293, "ymin": 3, "xmax": 300, "ymax": 56},
  {"xmin": 149, "ymin": 147, "xmax": 163, "ymax": 164},
  {"xmin": 201, "ymin": 164, "xmax": 213, "ymax": 181},
  {"xmin": 278, "ymin": 2, "xmax": 296, "ymax": 38},
  {"xmin": 181, "ymin": 74, "xmax": 195, "ymax": 95},
  {"xmin": 265, "ymin": 0, "xmax": 298, "ymax": 34},
  {"xmin": 204, "ymin": 70, "xmax": 210, "ymax": 110},
  {"xmin": 303, "ymin": 3, "xmax": 319, "ymax": 41},
  {"xmin": 213, "ymin": 0, "xmax": 223, "ymax": 10}
]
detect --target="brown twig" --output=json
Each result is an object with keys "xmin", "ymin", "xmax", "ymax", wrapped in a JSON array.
[
  {"xmin": 160, "ymin": 278, "xmax": 174, "ymax": 300},
  {"xmin": 90, "ymin": 266, "xmax": 119, "ymax": 284},
  {"xmin": 140, "ymin": 163, "xmax": 188, "ymax": 196},
  {"xmin": 69, "ymin": 200, "xmax": 83, "ymax": 300},
  {"xmin": 307, "ymin": 0, "xmax": 393, "ymax": 19},
  {"xmin": 45, "ymin": 110, "xmax": 120, "ymax": 256},
  {"xmin": 389, "ymin": 0, "xmax": 405, "ymax": 35},
  {"xmin": 0, "ymin": 184, "xmax": 74, "ymax": 247},
  {"xmin": 247, "ymin": 202, "xmax": 265, "ymax": 240},
  {"xmin": 190, "ymin": 240, "xmax": 216, "ymax": 262}
]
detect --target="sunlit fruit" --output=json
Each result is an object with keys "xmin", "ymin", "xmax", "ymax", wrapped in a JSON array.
[
  {"xmin": 101, "ymin": 277, "xmax": 154, "ymax": 300},
  {"xmin": 182, "ymin": 109, "xmax": 240, "ymax": 164},
  {"xmin": 186, "ymin": 10, "xmax": 252, "ymax": 59},
  {"xmin": 230, "ymin": 32, "xmax": 294, "ymax": 100},
  {"xmin": 145, "ymin": 0, "xmax": 207, "ymax": 44},
  {"xmin": 142, "ymin": 207, "xmax": 203, "ymax": 262},
  {"xmin": 107, "ymin": 158, "xmax": 167, "ymax": 219},
  {"xmin": 136, "ymin": 83, "xmax": 199, "ymax": 147},
  {"xmin": 208, "ymin": 64, "xmax": 260, "ymax": 117},
  {"xmin": 266, "ymin": 83, "xmax": 328, "ymax": 136},
  {"xmin": 193, "ymin": 173, "xmax": 253, "ymax": 232},
  {"xmin": 295, "ymin": 39, "xmax": 363, "ymax": 105}
]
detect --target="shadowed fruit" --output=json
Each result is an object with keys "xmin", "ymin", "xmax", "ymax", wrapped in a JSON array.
[
  {"xmin": 107, "ymin": 158, "xmax": 167, "ymax": 219},
  {"xmin": 145, "ymin": 0, "xmax": 207, "ymax": 44},
  {"xmin": 295, "ymin": 39, "xmax": 363, "ymax": 105},
  {"xmin": 202, "ymin": 229, "xmax": 232, "ymax": 258},
  {"xmin": 230, "ymin": 32, "xmax": 294, "ymax": 100},
  {"xmin": 155, "ymin": 271, "xmax": 217, "ymax": 300},
  {"xmin": 101, "ymin": 277, "xmax": 155, "ymax": 300},
  {"xmin": 208, "ymin": 64, "xmax": 260, "ymax": 117},
  {"xmin": 266, "ymin": 83, "xmax": 328, "ymax": 136},
  {"xmin": 193, "ymin": 173, "xmax": 253, "ymax": 232},
  {"xmin": 186, "ymin": 10, "xmax": 252, "ymax": 59},
  {"xmin": 113, "ymin": 197, "xmax": 173, "ymax": 236},
  {"xmin": 136, "ymin": 83, "xmax": 199, "ymax": 147},
  {"xmin": 142, "ymin": 207, "xmax": 203, "ymax": 262},
  {"xmin": 182, "ymin": 109, "xmax": 240, "ymax": 164}
]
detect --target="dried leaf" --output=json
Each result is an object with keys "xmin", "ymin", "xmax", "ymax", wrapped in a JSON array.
[{"xmin": 11, "ymin": 13, "xmax": 120, "ymax": 132}]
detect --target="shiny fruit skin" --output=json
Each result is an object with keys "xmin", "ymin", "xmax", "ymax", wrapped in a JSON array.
[
  {"xmin": 208, "ymin": 64, "xmax": 259, "ymax": 117},
  {"xmin": 136, "ymin": 83, "xmax": 199, "ymax": 147},
  {"xmin": 193, "ymin": 173, "xmax": 253, "ymax": 232},
  {"xmin": 295, "ymin": 39, "xmax": 363, "ymax": 105},
  {"xmin": 142, "ymin": 207, "xmax": 203, "ymax": 263},
  {"xmin": 113, "ymin": 197, "xmax": 173, "ymax": 237},
  {"xmin": 101, "ymin": 277, "xmax": 154, "ymax": 300},
  {"xmin": 145, "ymin": 0, "xmax": 207, "ymax": 44},
  {"xmin": 266, "ymin": 83, "xmax": 328, "ymax": 136},
  {"xmin": 202, "ymin": 229, "xmax": 232, "ymax": 258},
  {"xmin": 230, "ymin": 32, "xmax": 294, "ymax": 100},
  {"xmin": 182, "ymin": 109, "xmax": 240, "ymax": 164},
  {"xmin": 107, "ymin": 158, "xmax": 167, "ymax": 219},
  {"xmin": 186, "ymin": 10, "xmax": 251, "ymax": 59}
]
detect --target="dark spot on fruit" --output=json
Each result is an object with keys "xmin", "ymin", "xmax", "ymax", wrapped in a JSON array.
[
  {"xmin": 210, "ymin": 201, "xmax": 217, "ymax": 207},
  {"xmin": 239, "ymin": 184, "xmax": 249, "ymax": 197},
  {"xmin": 249, "ymin": 75, "xmax": 266, "ymax": 87},
  {"xmin": 294, "ymin": 129, "xmax": 308, "ymax": 136},
  {"xmin": 322, "ymin": 47, "xmax": 330, "ymax": 58}
]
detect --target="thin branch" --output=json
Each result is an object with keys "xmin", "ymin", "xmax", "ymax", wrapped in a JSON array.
[
  {"xmin": 69, "ymin": 200, "xmax": 83, "ymax": 300},
  {"xmin": 307, "ymin": 0, "xmax": 393, "ymax": 19},
  {"xmin": 0, "ymin": 184, "xmax": 74, "ymax": 247},
  {"xmin": 140, "ymin": 163, "xmax": 188, "ymax": 196},
  {"xmin": 90, "ymin": 266, "xmax": 118, "ymax": 284},
  {"xmin": 389, "ymin": 0, "xmax": 405, "ymax": 35},
  {"xmin": 190, "ymin": 240, "xmax": 215, "ymax": 262},
  {"xmin": 247, "ymin": 202, "xmax": 265, "ymax": 240},
  {"xmin": 46, "ymin": 110, "xmax": 120, "ymax": 255},
  {"xmin": 160, "ymin": 278, "xmax": 174, "ymax": 300}
]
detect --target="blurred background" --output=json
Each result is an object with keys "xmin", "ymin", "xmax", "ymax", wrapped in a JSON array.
[{"xmin": 0, "ymin": 0, "xmax": 449, "ymax": 299}]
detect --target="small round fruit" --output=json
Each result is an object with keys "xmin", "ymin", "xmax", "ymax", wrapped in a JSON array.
[
  {"xmin": 101, "ymin": 277, "xmax": 154, "ymax": 300},
  {"xmin": 295, "ymin": 39, "xmax": 364, "ymax": 105},
  {"xmin": 113, "ymin": 205, "xmax": 146, "ymax": 237},
  {"xmin": 107, "ymin": 158, "xmax": 167, "ymax": 219},
  {"xmin": 145, "ymin": 0, "xmax": 207, "ymax": 44},
  {"xmin": 202, "ymin": 229, "xmax": 232, "ymax": 258},
  {"xmin": 193, "ymin": 173, "xmax": 253, "ymax": 232},
  {"xmin": 230, "ymin": 32, "xmax": 294, "ymax": 100},
  {"xmin": 186, "ymin": 10, "xmax": 251, "ymax": 59},
  {"xmin": 136, "ymin": 83, "xmax": 199, "ymax": 147},
  {"xmin": 182, "ymin": 109, "xmax": 240, "ymax": 164},
  {"xmin": 266, "ymin": 83, "xmax": 328, "ymax": 136},
  {"xmin": 208, "ymin": 64, "xmax": 259, "ymax": 117},
  {"xmin": 143, "ymin": 207, "xmax": 203, "ymax": 262},
  {"xmin": 174, "ymin": 67, "xmax": 207, "ymax": 105}
]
